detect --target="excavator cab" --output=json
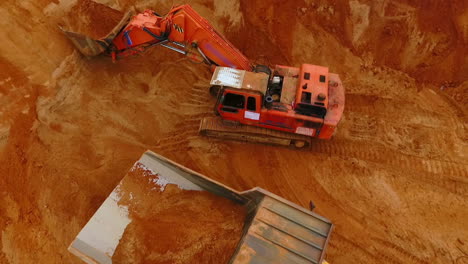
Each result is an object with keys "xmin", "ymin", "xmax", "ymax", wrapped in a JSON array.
[
  {"xmin": 210, "ymin": 67, "xmax": 268, "ymax": 125},
  {"xmin": 216, "ymin": 88, "xmax": 262, "ymax": 124}
]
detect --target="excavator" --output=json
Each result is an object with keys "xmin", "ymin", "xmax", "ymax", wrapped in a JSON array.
[{"xmin": 62, "ymin": 4, "xmax": 345, "ymax": 148}]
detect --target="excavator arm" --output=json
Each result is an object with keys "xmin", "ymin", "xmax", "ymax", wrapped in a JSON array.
[{"xmin": 62, "ymin": 5, "xmax": 252, "ymax": 71}]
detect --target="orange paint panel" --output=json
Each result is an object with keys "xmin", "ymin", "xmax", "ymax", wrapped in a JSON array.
[
  {"xmin": 317, "ymin": 124, "xmax": 336, "ymax": 139},
  {"xmin": 295, "ymin": 64, "xmax": 329, "ymax": 108}
]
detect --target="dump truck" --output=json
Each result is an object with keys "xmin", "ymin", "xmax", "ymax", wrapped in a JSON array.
[
  {"xmin": 68, "ymin": 151, "xmax": 333, "ymax": 264},
  {"xmin": 62, "ymin": 3, "xmax": 345, "ymax": 148}
]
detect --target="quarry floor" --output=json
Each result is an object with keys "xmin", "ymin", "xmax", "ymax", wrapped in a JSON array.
[{"xmin": 0, "ymin": 0, "xmax": 467, "ymax": 263}]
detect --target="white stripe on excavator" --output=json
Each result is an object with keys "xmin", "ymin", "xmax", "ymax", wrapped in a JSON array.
[{"xmin": 210, "ymin": 67, "xmax": 245, "ymax": 88}]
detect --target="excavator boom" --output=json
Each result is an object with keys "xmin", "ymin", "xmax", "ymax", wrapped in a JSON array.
[{"xmin": 62, "ymin": 5, "xmax": 252, "ymax": 70}]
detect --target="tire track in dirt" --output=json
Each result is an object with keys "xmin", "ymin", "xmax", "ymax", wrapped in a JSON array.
[
  {"xmin": 155, "ymin": 78, "xmax": 213, "ymax": 152},
  {"xmin": 342, "ymin": 91, "xmax": 465, "ymax": 165},
  {"xmin": 179, "ymin": 85, "xmax": 213, "ymax": 109},
  {"xmin": 155, "ymin": 122, "xmax": 199, "ymax": 146},
  {"xmin": 319, "ymin": 199, "xmax": 434, "ymax": 263},
  {"xmin": 373, "ymin": 238, "xmax": 431, "ymax": 264},
  {"xmin": 330, "ymin": 223, "xmax": 432, "ymax": 263},
  {"xmin": 328, "ymin": 232, "xmax": 381, "ymax": 263},
  {"xmin": 179, "ymin": 103, "xmax": 213, "ymax": 111},
  {"xmin": 344, "ymin": 114, "xmax": 461, "ymax": 161},
  {"xmin": 148, "ymin": 58, "xmax": 213, "ymax": 153},
  {"xmin": 311, "ymin": 140, "xmax": 468, "ymax": 196},
  {"xmin": 345, "ymin": 93, "xmax": 460, "ymax": 129}
]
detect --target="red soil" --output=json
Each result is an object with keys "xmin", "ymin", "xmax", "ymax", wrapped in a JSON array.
[{"xmin": 0, "ymin": 0, "xmax": 467, "ymax": 263}]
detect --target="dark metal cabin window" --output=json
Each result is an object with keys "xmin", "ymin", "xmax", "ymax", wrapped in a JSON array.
[
  {"xmin": 223, "ymin": 93, "xmax": 245, "ymax": 108},
  {"xmin": 304, "ymin": 120, "xmax": 322, "ymax": 128},
  {"xmin": 319, "ymin": 75, "xmax": 326, "ymax": 83},
  {"xmin": 247, "ymin": 97, "xmax": 256, "ymax": 111},
  {"xmin": 301, "ymin": 92, "xmax": 312, "ymax": 104},
  {"xmin": 304, "ymin": 72, "xmax": 310, "ymax": 80},
  {"xmin": 296, "ymin": 104, "xmax": 327, "ymax": 118}
]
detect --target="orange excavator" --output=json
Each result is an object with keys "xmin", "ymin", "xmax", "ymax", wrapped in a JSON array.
[{"xmin": 62, "ymin": 4, "xmax": 345, "ymax": 148}]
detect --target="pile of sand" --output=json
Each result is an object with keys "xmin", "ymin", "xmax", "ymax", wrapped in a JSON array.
[{"xmin": 112, "ymin": 163, "xmax": 247, "ymax": 264}]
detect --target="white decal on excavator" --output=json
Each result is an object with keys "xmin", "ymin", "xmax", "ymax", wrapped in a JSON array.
[
  {"xmin": 244, "ymin": 111, "xmax": 260, "ymax": 120},
  {"xmin": 173, "ymin": 24, "xmax": 184, "ymax": 33},
  {"xmin": 210, "ymin": 67, "xmax": 245, "ymax": 88},
  {"xmin": 296, "ymin": 127, "xmax": 314, "ymax": 136}
]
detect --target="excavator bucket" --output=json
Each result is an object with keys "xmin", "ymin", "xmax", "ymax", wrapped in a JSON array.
[{"xmin": 60, "ymin": 10, "xmax": 134, "ymax": 56}]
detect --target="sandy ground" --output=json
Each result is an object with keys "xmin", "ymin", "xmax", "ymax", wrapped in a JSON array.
[{"xmin": 0, "ymin": 0, "xmax": 467, "ymax": 263}]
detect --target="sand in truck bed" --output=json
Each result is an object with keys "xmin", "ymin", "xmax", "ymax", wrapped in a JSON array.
[{"xmin": 112, "ymin": 163, "xmax": 247, "ymax": 264}]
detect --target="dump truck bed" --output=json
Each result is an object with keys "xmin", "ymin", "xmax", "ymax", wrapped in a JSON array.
[
  {"xmin": 233, "ymin": 195, "xmax": 332, "ymax": 264},
  {"xmin": 69, "ymin": 151, "xmax": 332, "ymax": 263}
]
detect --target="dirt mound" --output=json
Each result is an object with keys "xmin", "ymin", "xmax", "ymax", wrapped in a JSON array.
[
  {"xmin": 227, "ymin": 0, "xmax": 468, "ymax": 88},
  {"xmin": 0, "ymin": 0, "xmax": 467, "ymax": 264},
  {"xmin": 112, "ymin": 163, "xmax": 246, "ymax": 264}
]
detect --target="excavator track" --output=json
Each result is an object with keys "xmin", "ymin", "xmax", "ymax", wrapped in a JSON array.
[{"xmin": 199, "ymin": 116, "xmax": 312, "ymax": 148}]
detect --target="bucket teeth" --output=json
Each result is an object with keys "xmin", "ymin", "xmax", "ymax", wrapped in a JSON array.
[{"xmin": 60, "ymin": 27, "xmax": 109, "ymax": 56}]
